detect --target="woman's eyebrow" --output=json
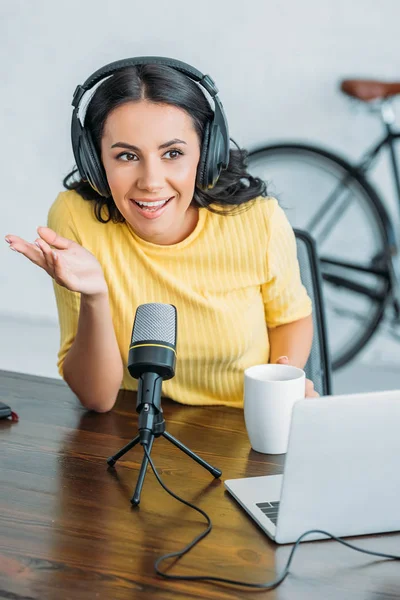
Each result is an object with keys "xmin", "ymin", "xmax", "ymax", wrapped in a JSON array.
[
  {"xmin": 111, "ymin": 139, "xmax": 187, "ymax": 151},
  {"xmin": 158, "ymin": 138, "xmax": 187, "ymax": 150}
]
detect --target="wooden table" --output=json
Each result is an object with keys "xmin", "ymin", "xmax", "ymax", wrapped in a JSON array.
[{"xmin": 1, "ymin": 369, "xmax": 400, "ymax": 600}]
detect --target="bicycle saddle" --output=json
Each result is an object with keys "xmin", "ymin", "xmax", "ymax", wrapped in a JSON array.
[{"xmin": 341, "ymin": 79, "xmax": 400, "ymax": 102}]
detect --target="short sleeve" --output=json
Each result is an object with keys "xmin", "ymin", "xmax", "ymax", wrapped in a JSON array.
[
  {"xmin": 47, "ymin": 193, "xmax": 81, "ymax": 377},
  {"xmin": 261, "ymin": 198, "xmax": 312, "ymax": 328}
]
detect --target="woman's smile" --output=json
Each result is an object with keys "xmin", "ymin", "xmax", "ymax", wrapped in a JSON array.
[{"xmin": 129, "ymin": 195, "xmax": 175, "ymax": 219}]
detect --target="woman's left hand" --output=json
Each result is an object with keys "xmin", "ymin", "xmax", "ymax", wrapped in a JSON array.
[{"xmin": 275, "ymin": 356, "xmax": 319, "ymax": 398}]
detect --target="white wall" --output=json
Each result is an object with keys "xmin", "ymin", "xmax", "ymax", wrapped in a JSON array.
[{"xmin": 1, "ymin": 0, "xmax": 400, "ymax": 324}]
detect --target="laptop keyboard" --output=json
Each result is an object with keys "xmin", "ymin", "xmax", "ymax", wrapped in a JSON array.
[{"xmin": 256, "ymin": 501, "xmax": 280, "ymax": 525}]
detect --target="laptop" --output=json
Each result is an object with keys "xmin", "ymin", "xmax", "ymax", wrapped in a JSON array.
[{"xmin": 225, "ymin": 390, "xmax": 400, "ymax": 544}]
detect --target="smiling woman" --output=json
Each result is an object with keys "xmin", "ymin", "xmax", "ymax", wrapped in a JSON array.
[{"xmin": 5, "ymin": 56, "xmax": 316, "ymax": 412}]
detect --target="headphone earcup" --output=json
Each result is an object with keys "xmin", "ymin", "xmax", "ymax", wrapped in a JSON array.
[
  {"xmin": 80, "ymin": 129, "xmax": 110, "ymax": 197},
  {"xmin": 196, "ymin": 121, "xmax": 211, "ymax": 190},
  {"xmin": 197, "ymin": 120, "xmax": 227, "ymax": 190}
]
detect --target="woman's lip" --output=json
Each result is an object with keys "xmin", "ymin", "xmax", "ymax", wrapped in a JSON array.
[{"xmin": 130, "ymin": 196, "xmax": 174, "ymax": 219}]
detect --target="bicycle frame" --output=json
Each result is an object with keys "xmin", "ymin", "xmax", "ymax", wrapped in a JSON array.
[
  {"xmin": 306, "ymin": 101, "xmax": 400, "ymax": 310},
  {"xmin": 356, "ymin": 103, "xmax": 400, "ymax": 207}
]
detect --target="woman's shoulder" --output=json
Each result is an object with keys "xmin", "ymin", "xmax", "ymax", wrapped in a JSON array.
[
  {"xmin": 245, "ymin": 196, "xmax": 291, "ymax": 232},
  {"xmin": 200, "ymin": 197, "xmax": 279, "ymax": 249},
  {"xmin": 212, "ymin": 196, "xmax": 279, "ymax": 226},
  {"xmin": 205, "ymin": 196, "xmax": 278, "ymax": 229},
  {"xmin": 249, "ymin": 195, "xmax": 279, "ymax": 215},
  {"xmin": 48, "ymin": 190, "xmax": 107, "ymax": 231},
  {"xmin": 47, "ymin": 190, "xmax": 106, "ymax": 243},
  {"xmin": 212, "ymin": 196, "xmax": 293, "ymax": 247},
  {"xmin": 48, "ymin": 189, "xmax": 95, "ymax": 221}
]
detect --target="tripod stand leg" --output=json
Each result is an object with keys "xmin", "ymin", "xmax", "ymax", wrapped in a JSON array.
[
  {"xmin": 107, "ymin": 434, "xmax": 141, "ymax": 467},
  {"xmin": 131, "ymin": 434, "xmax": 155, "ymax": 506},
  {"xmin": 162, "ymin": 431, "xmax": 222, "ymax": 478}
]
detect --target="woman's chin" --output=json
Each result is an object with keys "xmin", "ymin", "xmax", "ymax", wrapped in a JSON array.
[{"xmin": 129, "ymin": 214, "xmax": 176, "ymax": 244}]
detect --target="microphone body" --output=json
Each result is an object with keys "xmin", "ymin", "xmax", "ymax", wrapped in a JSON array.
[
  {"xmin": 128, "ymin": 303, "xmax": 177, "ymax": 445},
  {"xmin": 137, "ymin": 372, "xmax": 163, "ymax": 446}
]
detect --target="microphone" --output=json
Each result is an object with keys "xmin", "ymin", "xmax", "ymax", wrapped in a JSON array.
[{"xmin": 128, "ymin": 303, "xmax": 177, "ymax": 445}]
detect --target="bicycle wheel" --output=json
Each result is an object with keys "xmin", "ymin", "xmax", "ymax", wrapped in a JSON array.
[{"xmin": 247, "ymin": 143, "xmax": 391, "ymax": 370}]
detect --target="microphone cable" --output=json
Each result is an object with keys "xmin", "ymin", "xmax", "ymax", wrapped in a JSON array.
[{"xmin": 143, "ymin": 445, "xmax": 400, "ymax": 590}]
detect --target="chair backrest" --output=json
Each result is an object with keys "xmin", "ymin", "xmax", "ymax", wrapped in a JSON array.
[{"xmin": 294, "ymin": 229, "xmax": 332, "ymax": 396}]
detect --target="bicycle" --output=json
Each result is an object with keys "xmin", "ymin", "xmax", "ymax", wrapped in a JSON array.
[{"xmin": 247, "ymin": 79, "xmax": 400, "ymax": 371}]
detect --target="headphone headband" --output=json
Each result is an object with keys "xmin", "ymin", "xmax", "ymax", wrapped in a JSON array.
[{"xmin": 72, "ymin": 56, "xmax": 219, "ymax": 108}]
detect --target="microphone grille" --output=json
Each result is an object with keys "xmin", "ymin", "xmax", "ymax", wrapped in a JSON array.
[{"xmin": 131, "ymin": 303, "xmax": 177, "ymax": 346}]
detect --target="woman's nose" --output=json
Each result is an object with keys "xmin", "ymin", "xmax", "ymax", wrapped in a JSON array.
[{"xmin": 136, "ymin": 159, "xmax": 164, "ymax": 192}]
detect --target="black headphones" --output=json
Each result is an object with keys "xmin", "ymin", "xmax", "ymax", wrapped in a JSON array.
[{"xmin": 71, "ymin": 56, "xmax": 230, "ymax": 197}]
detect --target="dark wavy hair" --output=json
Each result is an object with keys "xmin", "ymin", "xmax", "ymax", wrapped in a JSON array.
[{"xmin": 63, "ymin": 64, "xmax": 268, "ymax": 223}]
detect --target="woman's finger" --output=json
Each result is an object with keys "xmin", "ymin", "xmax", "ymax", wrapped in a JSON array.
[
  {"xmin": 5, "ymin": 234, "xmax": 28, "ymax": 246},
  {"xmin": 5, "ymin": 236, "xmax": 48, "ymax": 268},
  {"xmin": 37, "ymin": 226, "xmax": 72, "ymax": 250},
  {"xmin": 35, "ymin": 238, "xmax": 56, "ymax": 274},
  {"xmin": 305, "ymin": 379, "xmax": 320, "ymax": 398},
  {"xmin": 275, "ymin": 356, "xmax": 289, "ymax": 365}
]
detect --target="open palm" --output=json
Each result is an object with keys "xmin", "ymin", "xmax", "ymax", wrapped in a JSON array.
[{"xmin": 5, "ymin": 226, "xmax": 107, "ymax": 296}]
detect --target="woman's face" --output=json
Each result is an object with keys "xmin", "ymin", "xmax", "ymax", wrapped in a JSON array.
[{"xmin": 101, "ymin": 100, "xmax": 201, "ymax": 245}]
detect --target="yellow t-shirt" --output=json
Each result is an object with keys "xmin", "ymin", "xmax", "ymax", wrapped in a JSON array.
[{"xmin": 48, "ymin": 191, "xmax": 312, "ymax": 408}]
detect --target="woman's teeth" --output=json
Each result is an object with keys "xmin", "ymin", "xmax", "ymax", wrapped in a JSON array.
[{"xmin": 135, "ymin": 199, "xmax": 170, "ymax": 211}]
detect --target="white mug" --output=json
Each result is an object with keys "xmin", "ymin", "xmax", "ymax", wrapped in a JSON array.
[{"xmin": 244, "ymin": 364, "xmax": 305, "ymax": 454}]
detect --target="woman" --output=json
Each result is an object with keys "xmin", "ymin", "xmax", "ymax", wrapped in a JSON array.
[{"xmin": 5, "ymin": 57, "xmax": 317, "ymax": 412}]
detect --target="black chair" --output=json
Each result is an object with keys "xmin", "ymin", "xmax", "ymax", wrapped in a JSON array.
[{"xmin": 294, "ymin": 229, "xmax": 332, "ymax": 396}]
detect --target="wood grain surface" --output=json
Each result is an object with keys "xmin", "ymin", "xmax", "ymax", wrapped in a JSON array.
[{"xmin": 1, "ymin": 369, "xmax": 400, "ymax": 600}]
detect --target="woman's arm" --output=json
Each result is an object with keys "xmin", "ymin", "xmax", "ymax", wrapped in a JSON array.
[
  {"xmin": 268, "ymin": 314, "xmax": 313, "ymax": 368},
  {"xmin": 6, "ymin": 232, "xmax": 124, "ymax": 412},
  {"xmin": 268, "ymin": 314, "xmax": 318, "ymax": 397},
  {"xmin": 63, "ymin": 290, "xmax": 124, "ymax": 412}
]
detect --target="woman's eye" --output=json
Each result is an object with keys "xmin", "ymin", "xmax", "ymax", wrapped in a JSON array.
[
  {"xmin": 164, "ymin": 149, "xmax": 183, "ymax": 159},
  {"xmin": 117, "ymin": 152, "xmax": 137, "ymax": 162}
]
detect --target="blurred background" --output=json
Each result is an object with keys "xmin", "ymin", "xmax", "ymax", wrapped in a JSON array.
[{"xmin": 1, "ymin": 0, "xmax": 400, "ymax": 391}]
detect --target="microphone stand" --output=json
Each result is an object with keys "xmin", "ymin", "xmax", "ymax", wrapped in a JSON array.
[{"xmin": 107, "ymin": 375, "xmax": 222, "ymax": 506}]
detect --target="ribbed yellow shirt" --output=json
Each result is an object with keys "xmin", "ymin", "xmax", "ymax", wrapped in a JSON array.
[{"xmin": 48, "ymin": 191, "xmax": 311, "ymax": 408}]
